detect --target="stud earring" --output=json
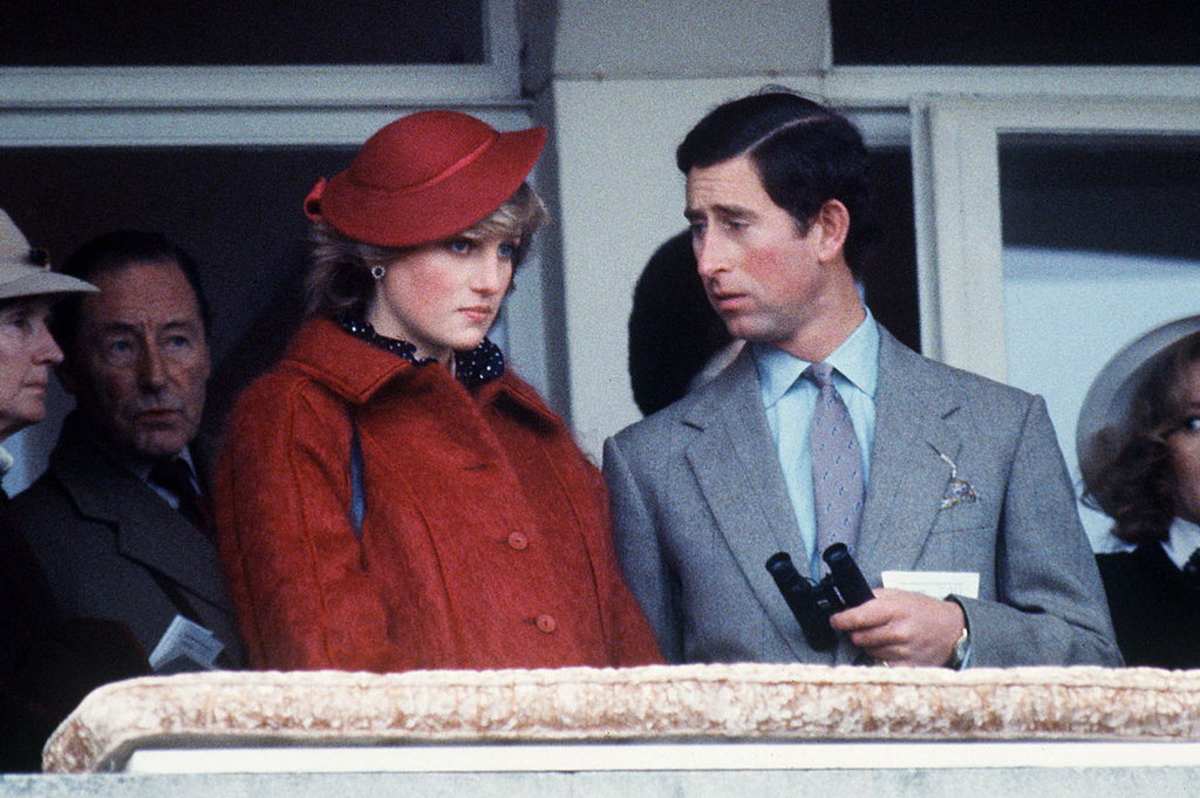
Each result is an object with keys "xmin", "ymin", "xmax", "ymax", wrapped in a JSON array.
[{"xmin": 370, "ymin": 265, "xmax": 386, "ymax": 280}]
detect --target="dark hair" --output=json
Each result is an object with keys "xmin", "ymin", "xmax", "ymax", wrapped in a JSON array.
[
  {"xmin": 1082, "ymin": 333, "xmax": 1200, "ymax": 543},
  {"xmin": 676, "ymin": 89, "xmax": 879, "ymax": 276},
  {"xmin": 628, "ymin": 229, "xmax": 732, "ymax": 415},
  {"xmin": 52, "ymin": 230, "xmax": 212, "ymax": 350}
]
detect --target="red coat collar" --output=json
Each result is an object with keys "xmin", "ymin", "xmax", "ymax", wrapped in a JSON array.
[{"xmin": 283, "ymin": 318, "xmax": 561, "ymax": 428}]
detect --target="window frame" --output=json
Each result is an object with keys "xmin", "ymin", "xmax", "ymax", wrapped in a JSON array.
[
  {"xmin": 0, "ymin": 1, "xmax": 547, "ymax": 389},
  {"xmin": 0, "ymin": 1, "xmax": 519, "ymax": 110},
  {"xmin": 908, "ymin": 95, "xmax": 1200, "ymax": 380}
]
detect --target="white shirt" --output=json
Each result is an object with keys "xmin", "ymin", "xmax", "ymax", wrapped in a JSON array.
[{"xmin": 1163, "ymin": 516, "xmax": 1200, "ymax": 571}]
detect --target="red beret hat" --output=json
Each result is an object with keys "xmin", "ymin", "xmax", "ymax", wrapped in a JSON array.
[{"xmin": 304, "ymin": 110, "xmax": 547, "ymax": 248}]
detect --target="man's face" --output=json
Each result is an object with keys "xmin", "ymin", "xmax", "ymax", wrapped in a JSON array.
[
  {"xmin": 63, "ymin": 261, "xmax": 210, "ymax": 461},
  {"xmin": 685, "ymin": 154, "xmax": 834, "ymax": 357}
]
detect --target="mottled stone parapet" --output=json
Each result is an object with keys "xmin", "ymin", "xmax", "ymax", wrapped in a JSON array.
[{"xmin": 44, "ymin": 664, "xmax": 1200, "ymax": 773}]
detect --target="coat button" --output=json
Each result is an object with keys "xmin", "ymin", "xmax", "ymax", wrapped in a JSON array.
[
  {"xmin": 507, "ymin": 531, "xmax": 529, "ymax": 551},
  {"xmin": 536, "ymin": 614, "xmax": 557, "ymax": 634}
]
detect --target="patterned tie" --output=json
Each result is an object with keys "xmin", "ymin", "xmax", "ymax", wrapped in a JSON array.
[
  {"xmin": 149, "ymin": 457, "xmax": 212, "ymax": 540},
  {"xmin": 806, "ymin": 362, "xmax": 864, "ymax": 561}
]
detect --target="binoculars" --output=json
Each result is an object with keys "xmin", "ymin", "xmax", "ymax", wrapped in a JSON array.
[{"xmin": 765, "ymin": 543, "xmax": 875, "ymax": 651}]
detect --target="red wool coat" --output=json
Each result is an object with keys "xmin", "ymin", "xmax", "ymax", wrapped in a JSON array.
[{"xmin": 215, "ymin": 319, "xmax": 662, "ymax": 672}]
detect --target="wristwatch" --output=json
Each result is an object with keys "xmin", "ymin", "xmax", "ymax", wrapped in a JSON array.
[{"xmin": 946, "ymin": 625, "xmax": 970, "ymax": 670}]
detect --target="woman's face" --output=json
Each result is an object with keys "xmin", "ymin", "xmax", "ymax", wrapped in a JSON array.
[
  {"xmin": 366, "ymin": 233, "xmax": 517, "ymax": 364},
  {"xmin": 1166, "ymin": 359, "xmax": 1200, "ymax": 524},
  {"xmin": 0, "ymin": 296, "xmax": 65, "ymax": 440}
]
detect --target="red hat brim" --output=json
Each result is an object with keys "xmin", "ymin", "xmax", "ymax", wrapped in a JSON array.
[{"xmin": 316, "ymin": 115, "xmax": 547, "ymax": 248}]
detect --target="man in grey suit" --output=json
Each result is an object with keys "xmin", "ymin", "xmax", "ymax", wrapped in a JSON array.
[
  {"xmin": 604, "ymin": 91, "xmax": 1120, "ymax": 668},
  {"xmin": 8, "ymin": 231, "xmax": 243, "ymax": 672}
]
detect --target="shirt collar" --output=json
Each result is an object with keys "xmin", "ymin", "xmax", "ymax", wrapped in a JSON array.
[
  {"xmin": 121, "ymin": 445, "xmax": 197, "ymax": 484},
  {"xmin": 1164, "ymin": 515, "xmax": 1200, "ymax": 571},
  {"xmin": 752, "ymin": 308, "xmax": 880, "ymax": 409}
]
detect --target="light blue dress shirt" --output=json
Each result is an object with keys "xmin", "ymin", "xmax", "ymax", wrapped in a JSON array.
[{"xmin": 752, "ymin": 310, "xmax": 880, "ymax": 579}]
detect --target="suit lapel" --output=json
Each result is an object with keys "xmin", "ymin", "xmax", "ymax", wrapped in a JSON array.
[
  {"xmin": 855, "ymin": 331, "xmax": 965, "ymax": 584},
  {"xmin": 52, "ymin": 424, "xmax": 233, "ymax": 613},
  {"xmin": 683, "ymin": 352, "xmax": 812, "ymax": 660}
]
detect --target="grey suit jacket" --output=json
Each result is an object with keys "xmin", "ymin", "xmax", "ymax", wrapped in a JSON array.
[
  {"xmin": 604, "ymin": 328, "xmax": 1121, "ymax": 667},
  {"xmin": 6, "ymin": 415, "xmax": 244, "ymax": 669}
]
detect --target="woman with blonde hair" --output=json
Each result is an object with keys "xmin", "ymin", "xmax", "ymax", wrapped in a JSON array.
[{"xmin": 214, "ymin": 111, "xmax": 661, "ymax": 671}]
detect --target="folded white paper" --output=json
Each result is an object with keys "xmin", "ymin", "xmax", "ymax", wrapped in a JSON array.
[
  {"xmin": 148, "ymin": 614, "xmax": 225, "ymax": 672},
  {"xmin": 881, "ymin": 570, "xmax": 980, "ymax": 599}
]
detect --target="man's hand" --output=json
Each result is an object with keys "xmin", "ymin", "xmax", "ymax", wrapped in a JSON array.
[{"xmin": 828, "ymin": 588, "xmax": 965, "ymax": 667}]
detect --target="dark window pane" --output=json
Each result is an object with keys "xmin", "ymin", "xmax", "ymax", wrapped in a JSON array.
[
  {"xmin": 832, "ymin": 1, "xmax": 1200, "ymax": 66},
  {"xmin": 1000, "ymin": 134, "xmax": 1200, "ymax": 260},
  {"xmin": 0, "ymin": 145, "xmax": 355, "ymax": 431},
  {"xmin": 2, "ymin": 1, "xmax": 484, "ymax": 66},
  {"xmin": 861, "ymin": 148, "xmax": 919, "ymax": 353}
]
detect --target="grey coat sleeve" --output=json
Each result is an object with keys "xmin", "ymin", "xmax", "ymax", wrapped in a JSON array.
[
  {"xmin": 602, "ymin": 435, "xmax": 684, "ymax": 662},
  {"xmin": 956, "ymin": 395, "xmax": 1122, "ymax": 667}
]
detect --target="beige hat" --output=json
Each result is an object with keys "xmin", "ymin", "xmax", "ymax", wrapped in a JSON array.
[
  {"xmin": 0, "ymin": 209, "xmax": 97, "ymax": 301},
  {"xmin": 1076, "ymin": 314, "xmax": 1200, "ymax": 468}
]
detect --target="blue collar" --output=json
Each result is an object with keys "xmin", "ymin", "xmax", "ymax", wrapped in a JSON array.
[{"xmin": 752, "ymin": 309, "xmax": 880, "ymax": 409}]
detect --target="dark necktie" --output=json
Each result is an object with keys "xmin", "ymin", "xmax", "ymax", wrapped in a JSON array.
[
  {"xmin": 806, "ymin": 362, "xmax": 864, "ymax": 562},
  {"xmin": 1184, "ymin": 547, "xmax": 1200, "ymax": 589},
  {"xmin": 149, "ymin": 457, "xmax": 212, "ymax": 539}
]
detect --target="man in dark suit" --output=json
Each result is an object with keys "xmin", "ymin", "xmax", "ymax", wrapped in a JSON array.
[
  {"xmin": 7, "ymin": 231, "xmax": 243, "ymax": 673},
  {"xmin": 604, "ymin": 91, "xmax": 1120, "ymax": 668}
]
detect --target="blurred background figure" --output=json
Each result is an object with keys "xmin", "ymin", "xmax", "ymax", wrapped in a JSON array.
[
  {"xmin": 628, "ymin": 229, "xmax": 740, "ymax": 416},
  {"xmin": 0, "ymin": 210, "xmax": 144, "ymax": 772},
  {"xmin": 1081, "ymin": 318, "xmax": 1200, "ymax": 669},
  {"xmin": 216, "ymin": 110, "xmax": 660, "ymax": 672}
]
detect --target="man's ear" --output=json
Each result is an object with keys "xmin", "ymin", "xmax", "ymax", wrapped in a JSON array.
[{"xmin": 812, "ymin": 199, "xmax": 851, "ymax": 264}]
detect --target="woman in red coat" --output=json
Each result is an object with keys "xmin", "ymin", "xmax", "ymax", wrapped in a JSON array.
[{"xmin": 214, "ymin": 111, "xmax": 662, "ymax": 672}]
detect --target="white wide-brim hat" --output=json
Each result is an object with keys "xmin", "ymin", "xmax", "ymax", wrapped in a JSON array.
[
  {"xmin": 0, "ymin": 209, "xmax": 97, "ymax": 300},
  {"xmin": 1076, "ymin": 315, "xmax": 1200, "ymax": 468}
]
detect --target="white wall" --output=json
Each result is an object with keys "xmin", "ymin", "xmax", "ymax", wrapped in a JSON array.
[{"xmin": 549, "ymin": 0, "xmax": 828, "ymax": 79}]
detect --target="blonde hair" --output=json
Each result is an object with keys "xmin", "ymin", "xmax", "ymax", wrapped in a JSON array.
[{"xmin": 305, "ymin": 182, "xmax": 549, "ymax": 319}]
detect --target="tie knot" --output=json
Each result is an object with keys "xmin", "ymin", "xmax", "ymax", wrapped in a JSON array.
[
  {"xmin": 149, "ymin": 457, "xmax": 196, "ymax": 497},
  {"xmin": 805, "ymin": 362, "xmax": 836, "ymax": 389}
]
